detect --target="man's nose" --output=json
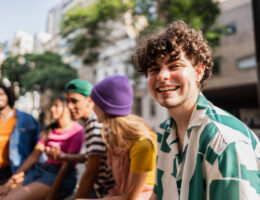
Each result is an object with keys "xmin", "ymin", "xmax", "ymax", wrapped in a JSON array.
[{"xmin": 158, "ymin": 67, "xmax": 170, "ymax": 81}]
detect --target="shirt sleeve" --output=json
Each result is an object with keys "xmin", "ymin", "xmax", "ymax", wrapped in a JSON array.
[
  {"xmin": 129, "ymin": 137, "xmax": 156, "ymax": 173},
  {"xmin": 208, "ymin": 141, "xmax": 260, "ymax": 200},
  {"xmin": 85, "ymin": 119, "xmax": 106, "ymax": 156}
]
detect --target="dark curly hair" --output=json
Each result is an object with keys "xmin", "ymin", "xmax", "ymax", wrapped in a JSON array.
[{"xmin": 132, "ymin": 20, "xmax": 213, "ymax": 89}]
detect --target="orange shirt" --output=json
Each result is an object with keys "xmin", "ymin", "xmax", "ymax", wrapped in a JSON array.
[{"xmin": 0, "ymin": 110, "xmax": 16, "ymax": 168}]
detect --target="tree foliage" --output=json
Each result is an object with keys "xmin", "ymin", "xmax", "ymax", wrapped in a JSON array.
[
  {"xmin": 2, "ymin": 51, "xmax": 77, "ymax": 95},
  {"xmin": 62, "ymin": 0, "xmax": 133, "ymax": 64},
  {"xmin": 62, "ymin": 0, "xmax": 222, "ymax": 64},
  {"xmin": 154, "ymin": 0, "xmax": 222, "ymax": 47}
]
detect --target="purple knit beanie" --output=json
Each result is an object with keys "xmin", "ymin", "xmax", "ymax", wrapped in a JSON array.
[{"xmin": 90, "ymin": 75, "xmax": 133, "ymax": 116}]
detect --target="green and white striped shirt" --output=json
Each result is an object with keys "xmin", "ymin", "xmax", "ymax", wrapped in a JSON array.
[{"xmin": 154, "ymin": 94, "xmax": 260, "ymax": 200}]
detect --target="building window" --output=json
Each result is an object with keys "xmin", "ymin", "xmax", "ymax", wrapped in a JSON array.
[
  {"xmin": 225, "ymin": 22, "xmax": 237, "ymax": 35},
  {"xmin": 237, "ymin": 55, "xmax": 256, "ymax": 69},
  {"xmin": 150, "ymin": 99, "xmax": 156, "ymax": 117},
  {"xmin": 213, "ymin": 57, "xmax": 221, "ymax": 75},
  {"xmin": 134, "ymin": 97, "xmax": 142, "ymax": 116}
]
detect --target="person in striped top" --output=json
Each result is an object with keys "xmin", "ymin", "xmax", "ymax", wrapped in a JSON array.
[
  {"xmin": 132, "ymin": 20, "xmax": 260, "ymax": 200},
  {"xmin": 45, "ymin": 79, "xmax": 114, "ymax": 198}
]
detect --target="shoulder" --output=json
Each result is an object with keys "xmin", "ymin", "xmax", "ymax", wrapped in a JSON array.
[
  {"xmin": 73, "ymin": 121, "xmax": 84, "ymax": 133},
  {"xmin": 15, "ymin": 109, "xmax": 38, "ymax": 128},
  {"xmin": 16, "ymin": 109, "xmax": 35, "ymax": 120},
  {"xmin": 84, "ymin": 112, "xmax": 102, "ymax": 130},
  {"xmin": 131, "ymin": 137, "xmax": 155, "ymax": 154},
  {"xmin": 197, "ymin": 102, "xmax": 259, "ymax": 156},
  {"xmin": 209, "ymin": 105, "xmax": 257, "ymax": 145}
]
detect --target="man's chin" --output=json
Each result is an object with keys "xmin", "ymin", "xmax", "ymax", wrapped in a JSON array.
[
  {"xmin": 159, "ymin": 101, "xmax": 180, "ymax": 109},
  {"xmin": 71, "ymin": 114, "xmax": 79, "ymax": 120}
]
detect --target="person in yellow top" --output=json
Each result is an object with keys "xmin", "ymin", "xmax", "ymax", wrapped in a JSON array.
[
  {"xmin": 0, "ymin": 80, "xmax": 40, "ymax": 189},
  {"xmin": 80, "ymin": 75, "xmax": 157, "ymax": 200}
]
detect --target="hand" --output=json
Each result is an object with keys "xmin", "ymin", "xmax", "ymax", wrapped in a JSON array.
[
  {"xmin": 0, "ymin": 185, "xmax": 10, "ymax": 197},
  {"xmin": 9, "ymin": 171, "xmax": 25, "ymax": 187},
  {"xmin": 45, "ymin": 146, "xmax": 66, "ymax": 161},
  {"xmin": 0, "ymin": 172, "xmax": 25, "ymax": 197}
]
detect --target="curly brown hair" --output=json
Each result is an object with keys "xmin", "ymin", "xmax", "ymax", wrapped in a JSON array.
[{"xmin": 132, "ymin": 20, "xmax": 213, "ymax": 89}]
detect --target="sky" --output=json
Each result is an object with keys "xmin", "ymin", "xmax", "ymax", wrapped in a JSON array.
[{"xmin": 0, "ymin": 0, "xmax": 62, "ymax": 44}]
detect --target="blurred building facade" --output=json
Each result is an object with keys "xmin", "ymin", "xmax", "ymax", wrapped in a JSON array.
[
  {"xmin": 204, "ymin": 0, "xmax": 260, "ymax": 128},
  {"xmin": 45, "ymin": 0, "xmax": 94, "ymax": 72},
  {"xmin": 10, "ymin": 31, "xmax": 34, "ymax": 55}
]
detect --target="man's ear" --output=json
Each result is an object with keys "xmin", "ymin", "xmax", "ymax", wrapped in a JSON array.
[
  {"xmin": 196, "ymin": 64, "xmax": 205, "ymax": 82},
  {"xmin": 87, "ymin": 97, "xmax": 94, "ymax": 108}
]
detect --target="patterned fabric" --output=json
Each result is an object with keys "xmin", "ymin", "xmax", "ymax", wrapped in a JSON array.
[
  {"xmin": 154, "ymin": 93, "xmax": 260, "ymax": 200},
  {"xmin": 82, "ymin": 112, "xmax": 114, "ymax": 197}
]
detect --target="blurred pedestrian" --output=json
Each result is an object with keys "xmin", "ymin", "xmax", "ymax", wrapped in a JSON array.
[
  {"xmin": 45, "ymin": 79, "xmax": 114, "ymax": 198},
  {"xmin": 82, "ymin": 75, "xmax": 156, "ymax": 200},
  {"xmin": 132, "ymin": 20, "xmax": 260, "ymax": 200},
  {"xmin": 0, "ymin": 96, "xmax": 84, "ymax": 200},
  {"xmin": 0, "ymin": 81, "xmax": 40, "ymax": 186},
  {"xmin": 38, "ymin": 111, "xmax": 46, "ymax": 132}
]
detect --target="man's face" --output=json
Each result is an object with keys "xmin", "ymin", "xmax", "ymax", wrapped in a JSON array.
[
  {"xmin": 147, "ymin": 51, "xmax": 203, "ymax": 110},
  {"xmin": 0, "ymin": 88, "xmax": 8, "ymax": 110},
  {"xmin": 65, "ymin": 92, "xmax": 93, "ymax": 120}
]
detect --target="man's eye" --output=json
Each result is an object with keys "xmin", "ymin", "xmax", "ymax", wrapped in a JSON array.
[
  {"xmin": 169, "ymin": 64, "xmax": 180, "ymax": 70},
  {"xmin": 148, "ymin": 67, "xmax": 160, "ymax": 73},
  {"xmin": 71, "ymin": 99, "xmax": 77, "ymax": 104}
]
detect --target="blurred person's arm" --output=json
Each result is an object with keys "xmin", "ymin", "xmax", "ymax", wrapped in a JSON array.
[
  {"xmin": 45, "ymin": 146, "xmax": 86, "ymax": 163},
  {"xmin": 0, "ymin": 143, "xmax": 44, "ymax": 196},
  {"xmin": 74, "ymin": 155, "xmax": 102, "ymax": 198}
]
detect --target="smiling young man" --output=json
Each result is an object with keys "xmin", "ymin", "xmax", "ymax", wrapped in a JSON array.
[{"xmin": 133, "ymin": 21, "xmax": 260, "ymax": 200}]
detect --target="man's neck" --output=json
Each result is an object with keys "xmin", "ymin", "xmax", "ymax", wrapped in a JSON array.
[
  {"xmin": 167, "ymin": 95, "xmax": 198, "ymax": 153},
  {"xmin": 81, "ymin": 111, "xmax": 92, "ymax": 121},
  {"xmin": 0, "ymin": 105, "xmax": 13, "ymax": 121}
]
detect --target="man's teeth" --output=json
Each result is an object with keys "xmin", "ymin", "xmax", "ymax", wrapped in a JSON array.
[{"xmin": 158, "ymin": 86, "xmax": 178, "ymax": 92}]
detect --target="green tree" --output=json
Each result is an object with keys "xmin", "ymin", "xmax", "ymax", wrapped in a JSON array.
[
  {"xmin": 61, "ymin": 0, "xmax": 222, "ymax": 64},
  {"xmin": 2, "ymin": 51, "xmax": 77, "ymax": 95},
  {"xmin": 154, "ymin": 0, "xmax": 222, "ymax": 47}
]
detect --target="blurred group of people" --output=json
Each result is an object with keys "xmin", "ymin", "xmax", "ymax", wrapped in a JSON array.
[{"xmin": 0, "ymin": 20, "xmax": 259, "ymax": 200}]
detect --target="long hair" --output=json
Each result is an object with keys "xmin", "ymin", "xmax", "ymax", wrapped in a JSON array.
[
  {"xmin": 102, "ymin": 114, "xmax": 156, "ymax": 149},
  {"xmin": 41, "ymin": 96, "xmax": 67, "ymax": 143}
]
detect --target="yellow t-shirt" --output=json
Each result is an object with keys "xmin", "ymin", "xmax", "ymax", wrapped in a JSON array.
[
  {"xmin": 0, "ymin": 111, "xmax": 16, "ymax": 168},
  {"xmin": 128, "ymin": 134, "xmax": 157, "ymax": 186}
]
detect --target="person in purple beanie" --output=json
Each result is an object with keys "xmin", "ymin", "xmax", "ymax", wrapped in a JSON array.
[{"xmin": 81, "ymin": 75, "xmax": 157, "ymax": 200}]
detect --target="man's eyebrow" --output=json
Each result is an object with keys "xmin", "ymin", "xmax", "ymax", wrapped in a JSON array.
[
  {"xmin": 166, "ymin": 58, "xmax": 182, "ymax": 65},
  {"xmin": 150, "ymin": 63, "xmax": 160, "ymax": 67}
]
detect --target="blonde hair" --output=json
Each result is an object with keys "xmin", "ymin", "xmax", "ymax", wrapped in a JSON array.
[{"xmin": 102, "ymin": 114, "xmax": 156, "ymax": 148}]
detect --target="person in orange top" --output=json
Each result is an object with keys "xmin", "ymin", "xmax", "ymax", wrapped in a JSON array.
[{"xmin": 0, "ymin": 81, "xmax": 40, "ymax": 187}]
